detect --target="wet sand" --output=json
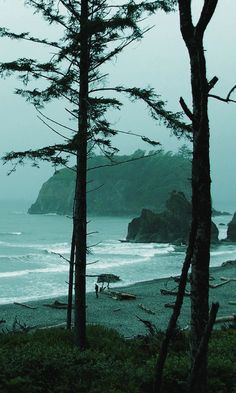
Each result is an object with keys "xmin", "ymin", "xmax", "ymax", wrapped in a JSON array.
[{"xmin": 0, "ymin": 262, "xmax": 235, "ymax": 337}]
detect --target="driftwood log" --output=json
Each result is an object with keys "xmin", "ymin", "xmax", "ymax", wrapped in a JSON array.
[
  {"xmin": 13, "ymin": 302, "xmax": 37, "ymax": 310},
  {"xmin": 209, "ymin": 280, "xmax": 231, "ymax": 289},
  {"xmin": 160, "ymin": 289, "xmax": 190, "ymax": 297},
  {"xmin": 136, "ymin": 315, "xmax": 157, "ymax": 336},
  {"xmin": 138, "ymin": 303, "xmax": 155, "ymax": 315},
  {"xmin": 215, "ymin": 314, "xmax": 236, "ymax": 324},
  {"xmin": 39, "ymin": 322, "xmax": 67, "ymax": 330},
  {"xmin": 43, "ymin": 300, "xmax": 73, "ymax": 309},
  {"xmin": 108, "ymin": 291, "xmax": 136, "ymax": 300},
  {"xmin": 164, "ymin": 303, "xmax": 175, "ymax": 309},
  {"xmin": 220, "ymin": 276, "xmax": 236, "ymax": 282},
  {"xmin": 173, "ymin": 274, "xmax": 214, "ymax": 283}
]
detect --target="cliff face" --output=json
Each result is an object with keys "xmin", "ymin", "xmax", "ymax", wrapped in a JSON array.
[
  {"xmin": 29, "ymin": 169, "xmax": 75, "ymax": 215},
  {"xmin": 28, "ymin": 151, "xmax": 192, "ymax": 216},
  {"xmin": 126, "ymin": 191, "xmax": 219, "ymax": 244}
]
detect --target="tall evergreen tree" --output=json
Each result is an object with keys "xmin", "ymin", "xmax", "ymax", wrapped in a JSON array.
[
  {"xmin": 178, "ymin": 3, "xmax": 217, "ymax": 391},
  {"xmin": 0, "ymin": 0, "xmax": 189, "ymax": 349},
  {"xmin": 154, "ymin": 2, "xmax": 234, "ymax": 392}
]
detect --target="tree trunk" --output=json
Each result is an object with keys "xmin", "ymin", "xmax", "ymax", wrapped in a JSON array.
[
  {"xmin": 153, "ymin": 224, "xmax": 195, "ymax": 393},
  {"xmin": 74, "ymin": 0, "xmax": 89, "ymax": 350},
  {"xmin": 187, "ymin": 302, "xmax": 219, "ymax": 393},
  {"xmin": 189, "ymin": 41, "xmax": 211, "ymax": 392},
  {"xmin": 178, "ymin": 1, "xmax": 218, "ymax": 391},
  {"xmin": 67, "ymin": 230, "xmax": 75, "ymax": 330}
]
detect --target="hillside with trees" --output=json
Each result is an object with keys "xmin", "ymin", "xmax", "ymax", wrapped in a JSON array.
[{"xmin": 28, "ymin": 149, "xmax": 191, "ymax": 216}]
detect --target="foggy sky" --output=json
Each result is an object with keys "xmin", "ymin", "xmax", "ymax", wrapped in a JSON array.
[{"xmin": 0, "ymin": 1, "xmax": 236, "ymax": 210}]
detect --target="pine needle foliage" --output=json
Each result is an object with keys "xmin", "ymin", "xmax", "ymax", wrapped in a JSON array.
[
  {"xmin": 0, "ymin": 0, "xmax": 184, "ymax": 349},
  {"xmin": 0, "ymin": 0, "xmax": 188, "ymax": 168}
]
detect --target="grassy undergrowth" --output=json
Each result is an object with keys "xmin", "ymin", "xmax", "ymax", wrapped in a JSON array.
[{"xmin": 0, "ymin": 326, "xmax": 235, "ymax": 393}]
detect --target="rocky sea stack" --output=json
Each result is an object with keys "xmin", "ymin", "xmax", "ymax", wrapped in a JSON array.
[
  {"xmin": 226, "ymin": 213, "xmax": 236, "ymax": 241},
  {"xmin": 126, "ymin": 191, "xmax": 219, "ymax": 244}
]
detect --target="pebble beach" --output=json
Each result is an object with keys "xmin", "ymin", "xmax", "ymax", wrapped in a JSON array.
[{"xmin": 0, "ymin": 262, "xmax": 235, "ymax": 337}]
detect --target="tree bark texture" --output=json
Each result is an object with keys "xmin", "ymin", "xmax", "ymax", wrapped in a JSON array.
[
  {"xmin": 189, "ymin": 38, "xmax": 211, "ymax": 364},
  {"xmin": 153, "ymin": 224, "xmax": 195, "ymax": 393},
  {"xmin": 74, "ymin": 0, "xmax": 89, "ymax": 350},
  {"xmin": 67, "ymin": 230, "xmax": 75, "ymax": 330},
  {"xmin": 178, "ymin": 1, "xmax": 218, "ymax": 392},
  {"xmin": 187, "ymin": 302, "xmax": 219, "ymax": 393}
]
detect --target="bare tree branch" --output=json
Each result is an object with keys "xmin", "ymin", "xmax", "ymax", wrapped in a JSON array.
[
  {"xmin": 209, "ymin": 84, "xmax": 236, "ymax": 104},
  {"xmin": 37, "ymin": 116, "xmax": 72, "ymax": 141},
  {"xmin": 87, "ymin": 183, "xmax": 105, "ymax": 193},
  {"xmin": 195, "ymin": 0, "xmax": 218, "ymax": 39},
  {"xmin": 153, "ymin": 222, "xmax": 196, "ymax": 393},
  {"xmin": 226, "ymin": 84, "xmax": 236, "ymax": 100},
  {"xmin": 207, "ymin": 76, "xmax": 219, "ymax": 91},
  {"xmin": 88, "ymin": 151, "xmax": 160, "ymax": 171},
  {"xmin": 179, "ymin": 97, "xmax": 193, "ymax": 120},
  {"xmin": 178, "ymin": 0, "xmax": 194, "ymax": 42},
  {"xmin": 36, "ymin": 108, "xmax": 77, "ymax": 134}
]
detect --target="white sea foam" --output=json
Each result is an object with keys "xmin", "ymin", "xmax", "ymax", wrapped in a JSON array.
[
  {"xmin": 0, "ymin": 266, "xmax": 68, "ymax": 279},
  {"xmin": 45, "ymin": 243, "xmax": 71, "ymax": 254},
  {"xmin": 0, "ymin": 231, "xmax": 22, "ymax": 236},
  {"xmin": 0, "ymin": 271, "xmax": 30, "ymax": 278},
  {"xmin": 1, "ymin": 205, "xmax": 235, "ymax": 306},
  {"xmin": 0, "ymin": 252, "xmax": 65, "ymax": 262},
  {"xmin": 0, "ymin": 289, "xmax": 68, "ymax": 305},
  {"xmin": 92, "ymin": 241, "xmax": 175, "ymax": 257},
  {"xmin": 211, "ymin": 249, "xmax": 236, "ymax": 256},
  {"xmin": 12, "ymin": 211, "xmax": 27, "ymax": 215},
  {"xmin": 87, "ymin": 256, "xmax": 151, "ymax": 270},
  {"xmin": 0, "ymin": 240, "xmax": 70, "ymax": 252}
]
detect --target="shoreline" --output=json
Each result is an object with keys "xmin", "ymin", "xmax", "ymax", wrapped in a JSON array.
[
  {"xmin": 0, "ymin": 261, "xmax": 235, "ymax": 336},
  {"xmin": 0, "ymin": 258, "xmax": 233, "ymax": 307}
]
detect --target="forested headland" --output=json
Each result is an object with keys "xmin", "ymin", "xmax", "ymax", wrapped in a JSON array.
[{"xmin": 29, "ymin": 149, "xmax": 191, "ymax": 216}]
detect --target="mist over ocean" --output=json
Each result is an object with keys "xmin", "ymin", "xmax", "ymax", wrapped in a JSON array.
[{"xmin": 0, "ymin": 200, "xmax": 235, "ymax": 305}]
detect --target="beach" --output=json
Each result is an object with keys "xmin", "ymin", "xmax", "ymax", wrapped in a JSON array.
[{"xmin": 0, "ymin": 262, "xmax": 235, "ymax": 337}]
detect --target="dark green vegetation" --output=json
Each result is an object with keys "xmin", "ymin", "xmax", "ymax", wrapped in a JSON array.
[
  {"xmin": 29, "ymin": 149, "xmax": 191, "ymax": 216},
  {"xmin": 0, "ymin": 326, "xmax": 235, "ymax": 393}
]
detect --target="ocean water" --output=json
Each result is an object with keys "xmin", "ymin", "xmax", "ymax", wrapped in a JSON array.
[{"xmin": 0, "ymin": 200, "xmax": 235, "ymax": 305}]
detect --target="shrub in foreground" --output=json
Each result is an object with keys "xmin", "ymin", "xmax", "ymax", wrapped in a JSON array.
[{"xmin": 0, "ymin": 326, "xmax": 235, "ymax": 393}]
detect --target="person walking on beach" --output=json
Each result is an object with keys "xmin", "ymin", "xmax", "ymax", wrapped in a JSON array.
[{"xmin": 95, "ymin": 283, "xmax": 99, "ymax": 298}]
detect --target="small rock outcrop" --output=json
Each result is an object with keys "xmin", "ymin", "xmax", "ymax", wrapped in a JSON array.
[
  {"xmin": 226, "ymin": 213, "xmax": 236, "ymax": 241},
  {"xmin": 126, "ymin": 191, "xmax": 219, "ymax": 244}
]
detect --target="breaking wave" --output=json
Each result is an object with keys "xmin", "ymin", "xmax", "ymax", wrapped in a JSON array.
[
  {"xmin": 0, "ymin": 240, "xmax": 70, "ymax": 253},
  {"xmin": 0, "ymin": 266, "xmax": 68, "ymax": 279},
  {"xmin": 0, "ymin": 231, "xmax": 22, "ymax": 236},
  {"xmin": 92, "ymin": 241, "xmax": 175, "ymax": 258}
]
